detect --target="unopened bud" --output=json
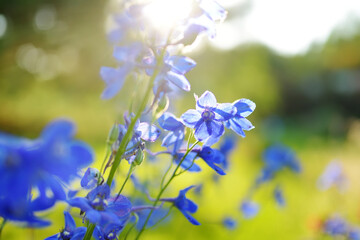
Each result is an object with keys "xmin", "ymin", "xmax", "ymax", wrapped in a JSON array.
[
  {"xmin": 154, "ymin": 95, "xmax": 169, "ymax": 119},
  {"xmin": 133, "ymin": 150, "xmax": 145, "ymax": 166},
  {"xmin": 107, "ymin": 123, "xmax": 119, "ymax": 146}
]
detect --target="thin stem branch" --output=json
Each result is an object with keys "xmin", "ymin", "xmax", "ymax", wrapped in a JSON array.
[
  {"xmin": 0, "ymin": 218, "xmax": 7, "ymax": 239},
  {"xmin": 135, "ymin": 140, "xmax": 200, "ymax": 240},
  {"xmin": 160, "ymin": 159, "xmax": 173, "ymax": 189},
  {"xmin": 116, "ymin": 163, "xmax": 135, "ymax": 199}
]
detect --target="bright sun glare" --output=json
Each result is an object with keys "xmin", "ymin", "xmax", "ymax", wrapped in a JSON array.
[{"xmin": 142, "ymin": 0, "xmax": 194, "ymax": 31}]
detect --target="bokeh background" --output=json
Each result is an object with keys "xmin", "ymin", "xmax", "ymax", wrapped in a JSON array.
[{"xmin": 1, "ymin": 0, "xmax": 360, "ymax": 239}]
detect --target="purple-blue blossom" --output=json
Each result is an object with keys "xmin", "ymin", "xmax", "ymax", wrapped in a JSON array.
[
  {"xmin": 45, "ymin": 211, "xmax": 86, "ymax": 240},
  {"xmin": 160, "ymin": 186, "xmax": 200, "ymax": 225},
  {"xmin": 0, "ymin": 119, "xmax": 93, "ymax": 226},
  {"xmin": 240, "ymin": 200, "xmax": 259, "ymax": 219},
  {"xmin": 181, "ymin": 91, "xmax": 235, "ymax": 145},
  {"xmin": 68, "ymin": 185, "xmax": 132, "ymax": 228}
]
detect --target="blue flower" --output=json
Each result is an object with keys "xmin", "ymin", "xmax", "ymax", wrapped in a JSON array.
[
  {"xmin": 257, "ymin": 145, "xmax": 301, "ymax": 184},
  {"xmin": 274, "ymin": 185, "xmax": 285, "ymax": 207},
  {"xmin": 158, "ymin": 112, "xmax": 185, "ymax": 152},
  {"xmin": 100, "ymin": 42, "xmax": 151, "ymax": 100},
  {"xmin": 323, "ymin": 216, "xmax": 348, "ymax": 236},
  {"xmin": 45, "ymin": 211, "xmax": 86, "ymax": 240},
  {"xmin": 240, "ymin": 201, "xmax": 259, "ymax": 219},
  {"xmin": 147, "ymin": 53, "xmax": 196, "ymax": 100},
  {"xmin": 317, "ymin": 160, "xmax": 347, "ymax": 192},
  {"xmin": 68, "ymin": 185, "xmax": 132, "ymax": 228},
  {"xmin": 160, "ymin": 186, "xmax": 200, "ymax": 225},
  {"xmin": 81, "ymin": 168, "xmax": 102, "ymax": 190},
  {"xmin": 0, "ymin": 119, "xmax": 93, "ymax": 225},
  {"xmin": 222, "ymin": 217, "xmax": 237, "ymax": 230},
  {"xmin": 181, "ymin": 91, "xmax": 235, "ymax": 145},
  {"xmin": 198, "ymin": 146, "xmax": 226, "ymax": 175},
  {"xmin": 180, "ymin": 0, "xmax": 226, "ymax": 44},
  {"xmin": 114, "ymin": 114, "xmax": 160, "ymax": 164},
  {"xmin": 349, "ymin": 228, "xmax": 360, "ymax": 240},
  {"xmin": 93, "ymin": 224, "xmax": 123, "ymax": 240},
  {"xmin": 224, "ymin": 99, "xmax": 255, "ymax": 137}
]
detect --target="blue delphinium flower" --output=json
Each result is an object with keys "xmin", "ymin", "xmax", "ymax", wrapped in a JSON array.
[
  {"xmin": 45, "ymin": 211, "xmax": 86, "ymax": 240},
  {"xmin": 257, "ymin": 145, "xmax": 301, "ymax": 184},
  {"xmin": 158, "ymin": 112, "xmax": 185, "ymax": 152},
  {"xmin": 198, "ymin": 146, "xmax": 226, "ymax": 175},
  {"xmin": 68, "ymin": 184, "xmax": 132, "ymax": 228},
  {"xmin": 146, "ymin": 53, "xmax": 196, "ymax": 98},
  {"xmin": 81, "ymin": 168, "xmax": 102, "ymax": 189},
  {"xmin": 240, "ymin": 200, "xmax": 259, "ymax": 219},
  {"xmin": 323, "ymin": 216, "xmax": 348, "ymax": 236},
  {"xmin": 93, "ymin": 224, "xmax": 123, "ymax": 240},
  {"xmin": 0, "ymin": 119, "xmax": 93, "ymax": 225},
  {"xmin": 112, "ymin": 113, "xmax": 160, "ymax": 164},
  {"xmin": 274, "ymin": 185, "xmax": 285, "ymax": 207},
  {"xmin": 224, "ymin": 99, "xmax": 256, "ymax": 138},
  {"xmin": 349, "ymin": 228, "xmax": 360, "ymax": 240},
  {"xmin": 160, "ymin": 186, "xmax": 200, "ymax": 225},
  {"xmin": 317, "ymin": 160, "xmax": 348, "ymax": 192},
  {"xmin": 100, "ymin": 65, "xmax": 133, "ymax": 100},
  {"xmin": 222, "ymin": 217, "xmax": 237, "ymax": 230},
  {"xmin": 180, "ymin": 0, "xmax": 227, "ymax": 44},
  {"xmin": 181, "ymin": 91, "xmax": 235, "ymax": 145}
]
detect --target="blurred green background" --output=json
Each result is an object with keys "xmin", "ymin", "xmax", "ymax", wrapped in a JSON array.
[{"xmin": 1, "ymin": 0, "xmax": 360, "ymax": 239}]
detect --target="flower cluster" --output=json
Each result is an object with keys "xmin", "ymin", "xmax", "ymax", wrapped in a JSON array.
[
  {"xmin": 322, "ymin": 216, "xmax": 360, "ymax": 240},
  {"xmin": 0, "ymin": 119, "xmax": 93, "ymax": 226}
]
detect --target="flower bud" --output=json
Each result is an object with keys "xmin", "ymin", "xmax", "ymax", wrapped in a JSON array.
[
  {"xmin": 133, "ymin": 149, "xmax": 144, "ymax": 166},
  {"xmin": 107, "ymin": 123, "xmax": 120, "ymax": 146},
  {"xmin": 154, "ymin": 95, "xmax": 169, "ymax": 119}
]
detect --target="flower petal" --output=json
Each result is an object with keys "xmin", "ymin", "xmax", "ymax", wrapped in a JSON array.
[
  {"xmin": 179, "ymin": 209, "xmax": 200, "ymax": 225},
  {"xmin": 168, "ymin": 56, "xmax": 196, "ymax": 75},
  {"xmin": 233, "ymin": 99, "xmax": 256, "ymax": 117},
  {"xmin": 165, "ymin": 71, "xmax": 191, "ymax": 92},
  {"xmin": 214, "ymin": 103, "xmax": 236, "ymax": 121},
  {"xmin": 196, "ymin": 91, "xmax": 217, "ymax": 109},
  {"xmin": 137, "ymin": 122, "xmax": 161, "ymax": 142},
  {"xmin": 64, "ymin": 211, "xmax": 76, "ymax": 232},
  {"xmin": 181, "ymin": 109, "xmax": 202, "ymax": 128},
  {"xmin": 158, "ymin": 113, "xmax": 184, "ymax": 131},
  {"xmin": 100, "ymin": 66, "xmax": 131, "ymax": 100}
]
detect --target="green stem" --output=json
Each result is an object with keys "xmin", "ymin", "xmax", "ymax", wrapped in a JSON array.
[
  {"xmin": 0, "ymin": 219, "xmax": 7, "ymax": 239},
  {"xmin": 83, "ymin": 41, "xmax": 169, "ymax": 240},
  {"xmin": 83, "ymin": 223, "xmax": 95, "ymax": 240},
  {"xmin": 106, "ymin": 48, "xmax": 167, "ymax": 187},
  {"xmin": 135, "ymin": 140, "xmax": 200, "ymax": 240},
  {"xmin": 123, "ymin": 213, "xmax": 139, "ymax": 240},
  {"xmin": 116, "ymin": 163, "xmax": 135, "ymax": 198},
  {"xmin": 160, "ymin": 159, "xmax": 173, "ymax": 189}
]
